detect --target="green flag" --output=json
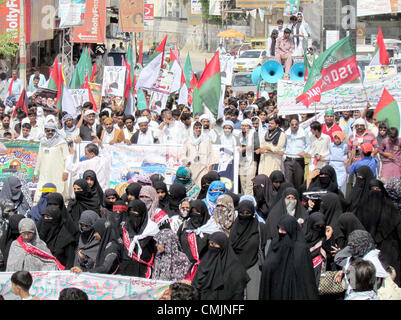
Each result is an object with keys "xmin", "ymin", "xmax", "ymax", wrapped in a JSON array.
[
  {"xmin": 70, "ymin": 47, "xmax": 92, "ymax": 89},
  {"xmin": 137, "ymin": 89, "xmax": 148, "ymax": 110},
  {"xmin": 183, "ymin": 53, "xmax": 193, "ymax": 89}
]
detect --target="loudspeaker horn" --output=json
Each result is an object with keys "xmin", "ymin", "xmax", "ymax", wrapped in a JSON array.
[
  {"xmin": 260, "ymin": 60, "xmax": 284, "ymax": 83},
  {"xmin": 251, "ymin": 66, "xmax": 262, "ymax": 85},
  {"xmin": 289, "ymin": 62, "xmax": 305, "ymax": 81}
]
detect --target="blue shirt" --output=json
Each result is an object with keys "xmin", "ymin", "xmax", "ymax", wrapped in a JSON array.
[
  {"xmin": 233, "ymin": 120, "xmax": 242, "ymax": 130},
  {"xmin": 284, "ymin": 128, "xmax": 310, "ymax": 158},
  {"xmin": 349, "ymin": 157, "xmax": 380, "ymax": 178}
]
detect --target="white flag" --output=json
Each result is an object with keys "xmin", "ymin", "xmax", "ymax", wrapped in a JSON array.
[
  {"xmin": 177, "ymin": 83, "xmax": 189, "ymax": 106},
  {"xmin": 135, "ymin": 53, "xmax": 163, "ymax": 91},
  {"xmin": 169, "ymin": 59, "xmax": 182, "ymax": 93},
  {"xmin": 61, "ymin": 84, "xmax": 78, "ymax": 118}
]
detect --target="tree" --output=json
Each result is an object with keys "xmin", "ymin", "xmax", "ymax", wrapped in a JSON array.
[{"xmin": 0, "ymin": 32, "xmax": 19, "ymax": 59}]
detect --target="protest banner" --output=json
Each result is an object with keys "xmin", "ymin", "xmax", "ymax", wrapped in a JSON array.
[
  {"xmin": 119, "ymin": 0, "xmax": 144, "ymax": 32},
  {"xmin": 364, "ymin": 65, "xmax": 397, "ymax": 83},
  {"xmin": 284, "ymin": 0, "xmax": 300, "ymax": 16},
  {"xmin": 89, "ymin": 83, "xmax": 102, "ymax": 108},
  {"xmin": 75, "ymin": 143, "xmax": 239, "ymax": 194},
  {"xmin": 0, "ymin": 139, "xmax": 39, "ymax": 189},
  {"xmin": 58, "ymin": 0, "xmax": 86, "ymax": 28},
  {"xmin": 220, "ymin": 55, "xmax": 234, "ymax": 86},
  {"xmin": 73, "ymin": 0, "xmax": 106, "ymax": 43},
  {"xmin": 277, "ymin": 74, "xmax": 401, "ymax": 115},
  {"xmin": 0, "ymin": 271, "xmax": 171, "ymax": 300},
  {"xmin": 68, "ymin": 89, "xmax": 89, "ymax": 109}
]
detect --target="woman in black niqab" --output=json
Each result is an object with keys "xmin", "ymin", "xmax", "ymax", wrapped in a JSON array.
[
  {"xmin": 122, "ymin": 183, "xmax": 142, "ymax": 205},
  {"xmin": 355, "ymin": 179, "xmax": 401, "ymax": 285},
  {"xmin": 118, "ymin": 200, "xmax": 157, "ymax": 278},
  {"xmin": 67, "ymin": 179, "xmax": 101, "ymax": 226},
  {"xmin": 192, "ymin": 232, "xmax": 250, "ymax": 300},
  {"xmin": 197, "ymin": 171, "xmax": 220, "ymax": 200},
  {"xmin": 153, "ymin": 181, "xmax": 169, "ymax": 211},
  {"xmin": 320, "ymin": 192, "xmax": 344, "ymax": 227},
  {"xmin": 177, "ymin": 200, "xmax": 211, "ymax": 266},
  {"xmin": 346, "ymin": 165, "xmax": 374, "ymax": 213},
  {"xmin": 332, "ymin": 212, "xmax": 365, "ymax": 250},
  {"xmin": 259, "ymin": 214, "xmax": 319, "ymax": 300},
  {"xmin": 166, "ymin": 183, "xmax": 187, "ymax": 217},
  {"xmin": 269, "ymin": 170, "xmax": 293, "ymax": 207},
  {"xmin": 252, "ymin": 174, "xmax": 274, "ymax": 220},
  {"xmin": 37, "ymin": 206, "xmax": 77, "ymax": 269}
]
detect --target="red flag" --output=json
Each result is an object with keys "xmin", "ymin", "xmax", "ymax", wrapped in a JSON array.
[
  {"xmin": 90, "ymin": 63, "xmax": 97, "ymax": 82},
  {"xmin": 7, "ymin": 77, "xmax": 14, "ymax": 97},
  {"xmin": 124, "ymin": 56, "xmax": 133, "ymax": 100},
  {"xmin": 84, "ymin": 75, "xmax": 97, "ymax": 111},
  {"xmin": 13, "ymin": 89, "xmax": 28, "ymax": 117}
]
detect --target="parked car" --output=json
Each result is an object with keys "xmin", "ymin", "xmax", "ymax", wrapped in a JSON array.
[
  {"xmin": 230, "ymin": 72, "xmax": 257, "ymax": 97},
  {"xmin": 233, "ymin": 49, "xmax": 268, "ymax": 72}
]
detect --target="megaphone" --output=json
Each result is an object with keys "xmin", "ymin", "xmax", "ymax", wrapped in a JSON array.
[
  {"xmin": 290, "ymin": 62, "xmax": 305, "ymax": 81},
  {"xmin": 261, "ymin": 60, "xmax": 284, "ymax": 83},
  {"xmin": 251, "ymin": 66, "xmax": 262, "ymax": 85}
]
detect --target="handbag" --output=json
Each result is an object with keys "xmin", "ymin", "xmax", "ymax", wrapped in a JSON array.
[{"xmin": 318, "ymin": 271, "xmax": 346, "ymax": 295}]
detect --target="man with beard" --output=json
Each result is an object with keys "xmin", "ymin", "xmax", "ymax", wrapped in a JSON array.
[
  {"xmin": 130, "ymin": 117, "xmax": 160, "ymax": 145},
  {"xmin": 339, "ymin": 110, "xmax": 354, "ymax": 139},
  {"xmin": 0, "ymin": 114, "xmax": 12, "ymax": 138},
  {"xmin": 258, "ymin": 116, "xmax": 286, "ymax": 177},
  {"xmin": 348, "ymin": 118, "xmax": 378, "ymax": 163},
  {"xmin": 33, "ymin": 122, "xmax": 69, "ymax": 202},
  {"xmin": 61, "ymin": 112, "xmax": 84, "ymax": 143},
  {"xmin": 99, "ymin": 117, "xmax": 124, "ymax": 145},
  {"xmin": 159, "ymin": 109, "xmax": 186, "ymax": 145},
  {"xmin": 122, "ymin": 115, "xmax": 135, "ymax": 144},
  {"xmin": 322, "ymin": 109, "xmax": 343, "ymax": 142},
  {"xmin": 79, "ymin": 109, "xmax": 98, "ymax": 142},
  {"xmin": 199, "ymin": 114, "xmax": 218, "ymax": 144},
  {"xmin": 238, "ymin": 119, "xmax": 256, "ymax": 195}
]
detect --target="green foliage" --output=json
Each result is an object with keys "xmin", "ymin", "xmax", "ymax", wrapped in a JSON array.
[{"xmin": 0, "ymin": 32, "xmax": 19, "ymax": 59}]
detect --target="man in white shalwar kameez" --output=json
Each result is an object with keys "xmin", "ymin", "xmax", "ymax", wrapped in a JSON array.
[{"xmin": 33, "ymin": 122, "xmax": 69, "ymax": 202}]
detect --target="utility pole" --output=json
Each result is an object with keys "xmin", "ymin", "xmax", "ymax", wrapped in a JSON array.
[{"xmin": 19, "ymin": 0, "xmax": 26, "ymax": 89}]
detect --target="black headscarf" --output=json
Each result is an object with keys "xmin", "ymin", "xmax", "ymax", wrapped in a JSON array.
[
  {"xmin": 125, "ymin": 183, "xmax": 142, "ymax": 201},
  {"xmin": 83, "ymin": 170, "xmax": 104, "ymax": 206},
  {"xmin": 259, "ymin": 215, "xmax": 319, "ymax": 300},
  {"xmin": 320, "ymin": 192, "xmax": 343, "ymax": 227},
  {"xmin": 68, "ymin": 179, "xmax": 101, "ymax": 224},
  {"xmin": 347, "ymin": 230, "xmax": 376, "ymax": 258},
  {"xmin": 103, "ymin": 189, "xmax": 120, "ymax": 211},
  {"xmin": 197, "ymin": 171, "xmax": 220, "ymax": 200},
  {"xmin": 150, "ymin": 173, "xmax": 165, "ymax": 186},
  {"xmin": 107, "ymin": 199, "xmax": 126, "ymax": 233},
  {"xmin": 304, "ymin": 212, "xmax": 326, "ymax": 247},
  {"xmin": 93, "ymin": 218, "xmax": 121, "ymax": 273},
  {"xmin": 333, "ymin": 212, "xmax": 365, "ymax": 249},
  {"xmin": 308, "ymin": 165, "xmax": 339, "ymax": 193},
  {"xmin": 167, "ymin": 183, "xmax": 187, "ymax": 217},
  {"xmin": 126, "ymin": 200, "xmax": 149, "ymax": 235},
  {"xmin": 265, "ymin": 187, "xmax": 307, "ymax": 239},
  {"xmin": 0, "ymin": 214, "xmax": 24, "ymax": 269},
  {"xmin": 0, "ymin": 176, "xmax": 31, "ymax": 216},
  {"xmin": 153, "ymin": 181, "xmax": 169, "ymax": 211},
  {"xmin": 37, "ymin": 206, "xmax": 76, "ymax": 263},
  {"xmin": 192, "ymin": 232, "xmax": 250, "ymax": 300},
  {"xmin": 47, "ymin": 192, "xmax": 79, "ymax": 238},
  {"xmin": 346, "ymin": 166, "xmax": 374, "ymax": 213},
  {"xmin": 269, "ymin": 170, "xmax": 293, "ymax": 207},
  {"xmin": 229, "ymin": 200, "xmax": 261, "ymax": 269},
  {"xmin": 177, "ymin": 200, "xmax": 211, "ymax": 264},
  {"xmin": 355, "ymin": 179, "xmax": 401, "ymax": 243},
  {"xmin": 252, "ymin": 174, "xmax": 275, "ymax": 220}
]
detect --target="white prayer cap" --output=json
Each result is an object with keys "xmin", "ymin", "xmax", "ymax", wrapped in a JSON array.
[
  {"xmin": 102, "ymin": 108, "xmax": 112, "ymax": 117},
  {"xmin": 45, "ymin": 115, "xmax": 57, "ymax": 123},
  {"xmin": 137, "ymin": 117, "xmax": 149, "ymax": 124},
  {"xmin": 44, "ymin": 121, "xmax": 58, "ymax": 130},
  {"xmin": 21, "ymin": 118, "xmax": 30, "ymax": 125},
  {"xmin": 241, "ymin": 119, "xmax": 253, "ymax": 127},
  {"xmin": 353, "ymin": 118, "xmax": 366, "ymax": 127},
  {"xmin": 222, "ymin": 120, "xmax": 234, "ymax": 129},
  {"xmin": 260, "ymin": 92, "xmax": 269, "ymax": 100},
  {"xmin": 199, "ymin": 114, "xmax": 210, "ymax": 122},
  {"xmin": 84, "ymin": 109, "xmax": 96, "ymax": 118}
]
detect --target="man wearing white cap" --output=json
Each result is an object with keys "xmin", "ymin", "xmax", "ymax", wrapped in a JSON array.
[
  {"xmin": 215, "ymin": 120, "xmax": 239, "ymax": 147},
  {"xmin": 199, "ymin": 114, "xmax": 218, "ymax": 143},
  {"xmin": 347, "ymin": 117, "xmax": 378, "ymax": 163},
  {"xmin": 78, "ymin": 109, "xmax": 97, "ymax": 142},
  {"xmin": 33, "ymin": 121, "xmax": 69, "ymax": 202},
  {"xmin": 130, "ymin": 116, "xmax": 161, "ymax": 145},
  {"xmin": 158, "ymin": 109, "xmax": 186, "ymax": 145}
]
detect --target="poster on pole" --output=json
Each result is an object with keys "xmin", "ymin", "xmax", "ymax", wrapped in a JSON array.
[
  {"xmin": 73, "ymin": 0, "xmax": 106, "ymax": 43},
  {"xmin": 209, "ymin": 0, "xmax": 222, "ymax": 15},
  {"xmin": 0, "ymin": 139, "xmax": 39, "ymax": 189},
  {"xmin": 0, "ymin": 271, "xmax": 171, "ymax": 300},
  {"xmin": 58, "ymin": 0, "xmax": 86, "ymax": 28},
  {"xmin": 68, "ymin": 89, "xmax": 89, "ymax": 109},
  {"xmin": 102, "ymin": 66, "xmax": 126, "ymax": 112},
  {"xmin": 89, "ymin": 82, "xmax": 102, "ymax": 108},
  {"xmin": 0, "ymin": 0, "xmax": 21, "ymax": 42},
  {"xmin": 144, "ymin": 1, "xmax": 154, "ymax": 26}
]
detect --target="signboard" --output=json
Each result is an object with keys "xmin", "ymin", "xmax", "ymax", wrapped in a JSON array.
[
  {"xmin": 277, "ymin": 74, "xmax": 401, "ymax": 114},
  {"xmin": 357, "ymin": 0, "xmax": 399, "ymax": 16},
  {"xmin": 58, "ymin": 0, "xmax": 86, "ymax": 28},
  {"xmin": 102, "ymin": 66, "xmax": 126, "ymax": 97},
  {"xmin": 0, "ymin": 271, "xmax": 171, "ymax": 300},
  {"xmin": 209, "ymin": 0, "xmax": 222, "ymax": 16},
  {"xmin": 68, "ymin": 89, "xmax": 89, "ymax": 109},
  {"xmin": 191, "ymin": 0, "xmax": 203, "ymax": 14},
  {"xmin": 144, "ymin": 1, "xmax": 154, "ymax": 26},
  {"xmin": 364, "ymin": 65, "xmax": 397, "ymax": 83},
  {"xmin": 326, "ymin": 30, "xmax": 340, "ymax": 50},
  {"xmin": 119, "ymin": 0, "xmax": 144, "ymax": 32},
  {"xmin": 0, "ymin": 0, "xmax": 21, "ymax": 42},
  {"xmin": 0, "ymin": 139, "xmax": 39, "ymax": 189},
  {"xmin": 73, "ymin": 0, "xmax": 106, "ymax": 43}
]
